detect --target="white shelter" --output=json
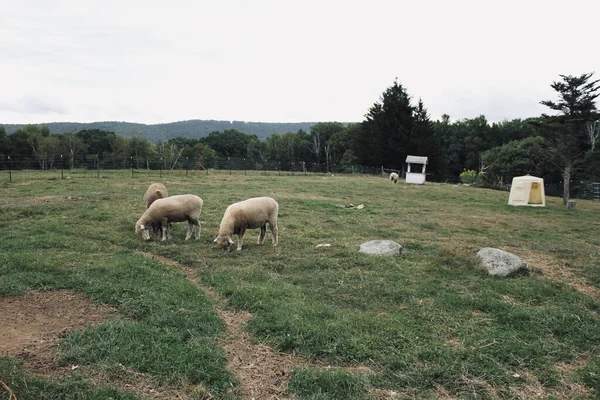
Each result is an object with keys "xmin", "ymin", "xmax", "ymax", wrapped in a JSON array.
[
  {"xmin": 508, "ymin": 175, "xmax": 545, "ymax": 207},
  {"xmin": 405, "ymin": 155, "xmax": 428, "ymax": 184}
]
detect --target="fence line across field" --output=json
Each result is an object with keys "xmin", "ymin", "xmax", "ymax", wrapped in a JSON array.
[{"xmin": 2, "ymin": 154, "xmax": 599, "ymax": 202}]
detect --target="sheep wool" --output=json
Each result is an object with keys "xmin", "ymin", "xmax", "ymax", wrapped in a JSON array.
[
  {"xmin": 136, "ymin": 194, "xmax": 203, "ymax": 241},
  {"xmin": 143, "ymin": 182, "xmax": 168, "ymax": 209},
  {"xmin": 390, "ymin": 172, "xmax": 399, "ymax": 184},
  {"xmin": 214, "ymin": 196, "xmax": 278, "ymax": 252}
]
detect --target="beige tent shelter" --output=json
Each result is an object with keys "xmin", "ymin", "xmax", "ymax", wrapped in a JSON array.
[
  {"xmin": 508, "ymin": 175, "xmax": 545, "ymax": 206},
  {"xmin": 405, "ymin": 155, "xmax": 428, "ymax": 184}
]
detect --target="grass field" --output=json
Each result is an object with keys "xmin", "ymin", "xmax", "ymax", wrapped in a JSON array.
[{"xmin": 0, "ymin": 170, "xmax": 599, "ymax": 399}]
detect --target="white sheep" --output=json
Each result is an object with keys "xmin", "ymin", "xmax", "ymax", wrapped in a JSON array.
[
  {"xmin": 143, "ymin": 182, "xmax": 169, "ymax": 235},
  {"xmin": 135, "ymin": 194, "xmax": 203, "ymax": 241},
  {"xmin": 214, "ymin": 197, "xmax": 279, "ymax": 252},
  {"xmin": 144, "ymin": 182, "xmax": 168, "ymax": 209},
  {"xmin": 390, "ymin": 172, "xmax": 399, "ymax": 184}
]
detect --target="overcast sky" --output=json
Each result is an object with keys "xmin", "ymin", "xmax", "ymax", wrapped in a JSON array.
[{"xmin": 1, "ymin": 0, "xmax": 598, "ymax": 126}]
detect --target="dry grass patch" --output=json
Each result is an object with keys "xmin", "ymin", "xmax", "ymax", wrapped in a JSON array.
[{"xmin": 503, "ymin": 246, "xmax": 600, "ymax": 300}]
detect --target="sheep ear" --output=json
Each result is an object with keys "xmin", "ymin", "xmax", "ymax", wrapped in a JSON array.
[{"xmin": 228, "ymin": 238, "xmax": 234, "ymax": 245}]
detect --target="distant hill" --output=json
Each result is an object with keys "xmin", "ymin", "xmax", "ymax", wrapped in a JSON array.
[{"xmin": 1, "ymin": 119, "xmax": 334, "ymax": 142}]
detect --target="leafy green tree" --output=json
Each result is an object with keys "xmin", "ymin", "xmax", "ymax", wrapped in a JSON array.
[
  {"xmin": 537, "ymin": 72, "xmax": 600, "ymax": 205},
  {"xmin": 127, "ymin": 135, "xmax": 154, "ymax": 169},
  {"xmin": 489, "ymin": 119, "xmax": 537, "ymax": 147},
  {"xmin": 38, "ymin": 135, "xmax": 61, "ymax": 169},
  {"xmin": 246, "ymin": 136, "xmax": 267, "ymax": 167},
  {"xmin": 3, "ymin": 129, "xmax": 33, "ymax": 167},
  {"xmin": 59, "ymin": 132, "xmax": 88, "ymax": 169},
  {"xmin": 106, "ymin": 134, "xmax": 129, "ymax": 168},
  {"xmin": 329, "ymin": 123, "xmax": 362, "ymax": 167},
  {"xmin": 456, "ymin": 115, "xmax": 492, "ymax": 171},
  {"xmin": 190, "ymin": 142, "xmax": 217, "ymax": 169},
  {"xmin": 481, "ymin": 136, "xmax": 554, "ymax": 186},
  {"xmin": 155, "ymin": 140, "xmax": 181, "ymax": 170},
  {"xmin": 76, "ymin": 129, "xmax": 116, "ymax": 157},
  {"xmin": 309, "ymin": 122, "xmax": 345, "ymax": 170},
  {"xmin": 264, "ymin": 133, "xmax": 282, "ymax": 164},
  {"xmin": 201, "ymin": 129, "xmax": 252, "ymax": 158}
]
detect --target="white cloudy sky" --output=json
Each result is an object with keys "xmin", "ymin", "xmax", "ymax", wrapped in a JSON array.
[{"xmin": 1, "ymin": 0, "xmax": 598, "ymax": 125}]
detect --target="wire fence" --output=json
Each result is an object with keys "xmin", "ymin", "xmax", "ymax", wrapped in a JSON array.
[
  {"xmin": 0, "ymin": 154, "xmax": 385, "ymax": 180},
  {"xmin": 2, "ymin": 154, "xmax": 599, "ymax": 202}
]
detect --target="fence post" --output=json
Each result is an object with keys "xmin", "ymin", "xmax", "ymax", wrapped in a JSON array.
[
  {"xmin": 61, "ymin": 154, "xmax": 64, "ymax": 180},
  {"xmin": 160, "ymin": 158, "xmax": 162, "ymax": 178},
  {"xmin": 131, "ymin": 157, "xmax": 134, "ymax": 178},
  {"xmin": 8, "ymin": 156, "xmax": 12, "ymax": 183},
  {"xmin": 97, "ymin": 155, "xmax": 100, "ymax": 178}
]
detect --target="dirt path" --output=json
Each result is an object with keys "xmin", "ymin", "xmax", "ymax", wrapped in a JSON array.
[{"xmin": 138, "ymin": 252, "xmax": 308, "ymax": 399}]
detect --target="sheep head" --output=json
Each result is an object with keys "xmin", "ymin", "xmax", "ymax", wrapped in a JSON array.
[
  {"xmin": 214, "ymin": 235, "xmax": 234, "ymax": 252},
  {"xmin": 135, "ymin": 222, "xmax": 151, "ymax": 240}
]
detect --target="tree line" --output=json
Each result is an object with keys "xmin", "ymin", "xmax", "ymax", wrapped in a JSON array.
[{"xmin": 1, "ymin": 74, "xmax": 598, "ymax": 202}]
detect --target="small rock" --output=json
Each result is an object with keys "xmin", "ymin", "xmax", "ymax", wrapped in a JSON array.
[
  {"xmin": 476, "ymin": 247, "xmax": 530, "ymax": 277},
  {"xmin": 360, "ymin": 240, "xmax": 403, "ymax": 256}
]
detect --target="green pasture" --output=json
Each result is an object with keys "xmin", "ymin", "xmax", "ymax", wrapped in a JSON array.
[{"xmin": 0, "ymin": 170, "xmax": 599, "ymax": 399}]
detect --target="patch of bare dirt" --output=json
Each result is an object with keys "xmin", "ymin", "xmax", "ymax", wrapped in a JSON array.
[
  {"xmin": 0, "ymin": 290, "xmax": 114, "ymax": 375},
  {"xmin": 140, "ymin": 252, "xmax": 307, "ymax": 399}
]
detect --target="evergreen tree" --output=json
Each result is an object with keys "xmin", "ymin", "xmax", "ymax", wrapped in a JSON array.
[
  {"xmin": 411, "ymin": 99, "xmax": 443, "ymax": 178},
  {"xmin": 537, "ymin": 73, "xmax": 600, "ymax": 205},
  {"xmin": 357, "ymin": 79, "xmax": 415, "ymax": 169}
]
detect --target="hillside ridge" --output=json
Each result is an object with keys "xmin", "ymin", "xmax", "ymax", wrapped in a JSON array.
[{"xmin": 1, "ymin": 119, "xmax": 343, "ymax": 142}]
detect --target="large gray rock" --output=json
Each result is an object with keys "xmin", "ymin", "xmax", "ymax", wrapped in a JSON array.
[
  {"xmin": 360, "ymin": 240, "xmax": 403, "ymax": 256},
  {"xmin": 476, "ymin": 247, "xmax": 530, "ymax": 277}
]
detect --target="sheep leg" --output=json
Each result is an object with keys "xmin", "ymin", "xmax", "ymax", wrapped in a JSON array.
[
  {"xmin": 194, "ymin": 220, "xmax": 201, "ymax": 239},
  {"xmin": 237, "ymin": 228, "xmax": 246, "ymax": 251},
  {"xmin": 161, "ymin": 224, "xmax": 168, "ymax": 241},
  {"xmin": 185, "ymin": 221, "xmax": 193, "ymax": 240},
  {"xmin": 269, "ymin": 222, "xmax": 278, "ymax": 246},
  {"xmin": 258, "ymin": 225, "xmax": 266, "ymax": 244}
]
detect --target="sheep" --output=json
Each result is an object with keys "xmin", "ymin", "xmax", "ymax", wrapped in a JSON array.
[
  {"xmin": 144, "ymin": 182, "xmax": 168, "ymax": 209},
  {"xmin": 390, "ymin": 172, "xmax": 399, "ymax": 184},
  {"xmin": 214, "ymin": 197, "xmax": 278, "ymax": 252},
  {"xmin": 143, "ymin": 183, "xmax": 169, "ymax": 235},
  {"xmin": 135, "ymin": 194, "xmax": 203, "ymax": 241}
]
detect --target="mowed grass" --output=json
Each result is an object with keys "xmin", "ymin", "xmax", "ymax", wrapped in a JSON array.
[{"xmin": 1, "ymin": 170, "xmax": 599, "ymax": 399}]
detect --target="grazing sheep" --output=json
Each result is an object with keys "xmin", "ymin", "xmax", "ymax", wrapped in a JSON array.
[
  {"xmin": 390, "ymin": 172, "xmax": 399, "ymax": 184},
  {"xmin": 143, "ymin": 183, "xmax": 169, "ymax": 235},
  {"xmin": 144, "ymin": 182, "xmax": 168, "ymax": 209},
  {"xmin": 214, "ymin": 197, "xmax": 278, "ymax": 252},
  {"xmin": 135, "ymin": 194, "xmax": 203, "ymax": 241}
]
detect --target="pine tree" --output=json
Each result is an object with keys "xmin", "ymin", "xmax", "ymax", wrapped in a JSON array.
[
  {"xmin": 538, "ymin": 73, "xmax": 600, "ymax": 206},
  {"xmin": 357, "ymin": 79, "xmax": 415, "ymax": 169}
]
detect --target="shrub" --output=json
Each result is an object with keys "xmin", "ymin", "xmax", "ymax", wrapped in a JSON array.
[{"xmin": 459, "ymin": 169, "xmax": 484, "ymax": 186}]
